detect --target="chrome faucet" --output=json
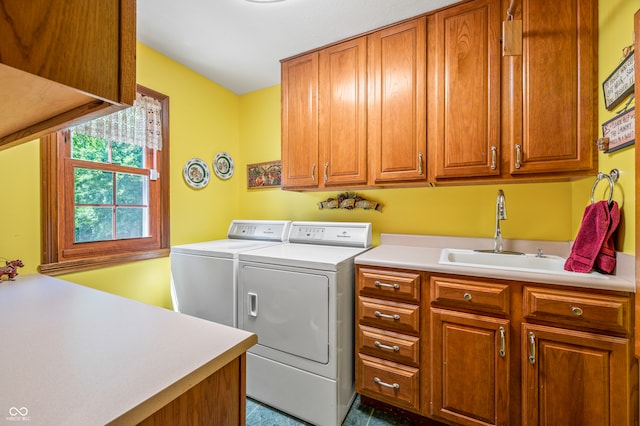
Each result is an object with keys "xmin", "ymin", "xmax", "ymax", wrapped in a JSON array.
[{"xmin": 494, "ymin": 189, "xmax": 507, "ymax": 253}]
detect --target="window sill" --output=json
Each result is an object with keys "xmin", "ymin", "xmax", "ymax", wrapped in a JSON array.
[{"xmin": 39, "ymin": 248, "xmax": 170, "ymax": 276}]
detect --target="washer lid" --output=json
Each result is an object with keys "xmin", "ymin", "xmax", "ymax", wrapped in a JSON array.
[
  {"xmin": 238, "ymin": 243, "xmax": 370, "ymax": 270},
  {"xmin": 171, "ymin": 239, "xmax": 282, "ymax": 258}
]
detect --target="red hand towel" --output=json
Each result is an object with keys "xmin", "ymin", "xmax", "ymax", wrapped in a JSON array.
[
  {"xmin": 594, "ymin": 201, "xmax": 620, "ymax": 273},
  {"xmin": 564, "ymin": 200, "xmax": 611, "ymax": 273}
]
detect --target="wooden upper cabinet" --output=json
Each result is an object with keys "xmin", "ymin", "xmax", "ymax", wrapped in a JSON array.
[
  {"xmin": 0, "ymin": 0, "xmax": 136, "ymax": 149},
  {"xmin": 282, "ymin": 38, "xmax": 368, "ymax": 190},
  {"xmin": 428, "ymin": 0, "xmax": 501, "ymax": 179},
  {"xmin": 507, "ymin": 0, "xmax": 597, "ymax": 175},
  {"xmin": 319, "ymin": 37, "xmax": 368, "ymax": 187},
  {"xmin": 281, "ymin": 52, "xmax": 320, "ymax": 188},
  {"xmin": 368, "ymin": 17, "xmax": 428, "ymax": 184}
]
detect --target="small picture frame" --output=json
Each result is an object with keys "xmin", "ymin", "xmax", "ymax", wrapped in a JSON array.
[
  {"xmin": 602, "ymin": 107, "xmax": 635, "ymax": 153},
  {"xmin": 602, "ymin": 51, "xmax": 635, "ymax": 111},
  {"xmin": 247, "ymin": 161, "xmax": 282, "ymax": 189}
]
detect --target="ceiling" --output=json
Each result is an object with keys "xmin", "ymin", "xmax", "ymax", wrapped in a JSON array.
[{"xmin": 137, "ymin": 0, "xmax": 459, "ymax": 95}]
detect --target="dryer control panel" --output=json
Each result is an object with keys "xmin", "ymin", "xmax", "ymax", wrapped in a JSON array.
[
  {"xmin": 228, "ymin": 220, "xmax": 291, "ymax": 241},
  {"xmin": 288, "ymin": 222, "xmax": 372, "ymax": 248}
]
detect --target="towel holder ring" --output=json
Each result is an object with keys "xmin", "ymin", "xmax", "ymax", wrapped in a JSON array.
[{"xmin": 590, "ymin": 169, "xmax": 619, "ymax": 204}]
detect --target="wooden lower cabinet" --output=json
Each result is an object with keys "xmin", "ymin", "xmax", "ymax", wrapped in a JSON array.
[
  {"xmin": 356, "ymin": 266, "xmax": 638, "ymax": 426},
  {"xmin": 137, "ymin": 354, "xmax": 247, "ymax": 426},
  {"xmin": 522, "ymin": 323, "xmax": 635, "ymax": 426},
  {"xmin": 430, "ymin": 308, "xmax": 510, "ymax": 426}
]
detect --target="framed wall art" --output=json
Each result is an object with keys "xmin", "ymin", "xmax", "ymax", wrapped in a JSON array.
[
  {"xmin": 602, "ymin": 107, "xmax": 635, "ymax": 153},
  {"xmin": 247, "ymin": 160, "xmax": 282, "ymax": 189},
  {"xmin": 602, "ymin": 51, "xmax": 635, "ymax": 110}
]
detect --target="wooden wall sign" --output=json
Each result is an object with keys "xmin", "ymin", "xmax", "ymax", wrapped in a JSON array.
[
  {"xmin": 603, "ymin": 51, "xmax": 635, "ymax": 110},
  {"xmin": 602, "ymin": 107, "xmax": 635, "ymax": 153}
]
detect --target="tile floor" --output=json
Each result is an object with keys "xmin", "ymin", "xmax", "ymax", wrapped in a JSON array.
[{"xmin": 246, "ymin": 394, "xmax": 419, "ymax": 426}]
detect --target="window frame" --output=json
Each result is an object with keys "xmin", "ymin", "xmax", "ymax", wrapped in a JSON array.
[{"xmin": 40, "ymin": 85, "xmax": 170, "ymax": 275}]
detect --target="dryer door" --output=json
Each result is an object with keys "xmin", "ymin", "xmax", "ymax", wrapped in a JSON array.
[{"xmin": 240, "ymin": 265, "xmax": 329, "ymax": 364}]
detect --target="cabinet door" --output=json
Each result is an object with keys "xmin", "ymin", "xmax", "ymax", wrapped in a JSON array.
[
  {"xmin": 281, "ymin": 52, "xmax": 319, "ymax": 188},
  {"xmin": 368, "ymin": 18, "xmax": 427, "ymax": 184},
  {"xmin": 522, "ymin": 323, "xmax": 634, "ymax": 426},
  {"xmin": 429, "ymin": 0, "xmax": 501, "ymax": 179},
  {"xmin": 431, "ymin": 308, "xmax": 510, "ymax": 426},
  {"xmin": 507, "ymin": 0, "xmax": 597, "ymax": 175},
  {"xmin": 319, "ymin": 37, "xmax": 368, "ymax": 187}
]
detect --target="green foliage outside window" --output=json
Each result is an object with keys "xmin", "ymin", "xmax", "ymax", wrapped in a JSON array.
[{"xmin": 71, "ymin": 133, "xmax": 149, "ymax": 243}]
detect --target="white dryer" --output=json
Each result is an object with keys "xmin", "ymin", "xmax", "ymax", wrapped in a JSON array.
[
  {"xmin": 237, "ymin": 221, "xmax": 372, "ymax": 426},
  {"xmin": 170, "ymin": 220, "xmax": 290, "ymax": 327}
]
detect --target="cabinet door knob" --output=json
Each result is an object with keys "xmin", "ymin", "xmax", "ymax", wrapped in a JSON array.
[
  {"xmin": 571, "ymin": 306, "xmax": 583, "ymax": 316},
  {"xmin": 463, "ymin": 293, "xmax": 472, "ymax": 301}
]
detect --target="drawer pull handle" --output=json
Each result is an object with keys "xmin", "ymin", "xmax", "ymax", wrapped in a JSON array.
[
  {"xmin": 499, "ymin": 326, "xmax": 506, "ymax": 357},
  {"xmin": 374, "ymin": 377, "xmax": 400, "ymax": 390},
  {"xmin": 374, "ymin": 311, "xmax": 400, "ymax": 320},
  {"xmin": 571, "ymin": 306, "xmax": 583, "ymax": 316},
  {"xmin": 375, "ymin": 280, "xmax": 400, "ymax": 290},
  {"xmin": 374, "ymin": 341, "xmax": 400, "ymax": 352},
  {"xmin": 528, "ymin": 331, "xmax": 536, "ymax": 364},
  {"xmin": 463, "ymin": 293, "xmax": 472, "ymax": 301}
]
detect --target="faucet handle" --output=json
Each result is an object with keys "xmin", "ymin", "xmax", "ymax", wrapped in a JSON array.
[{"xmin": 536, "ymin": 248, "xmax": 543, "ymax": 258}]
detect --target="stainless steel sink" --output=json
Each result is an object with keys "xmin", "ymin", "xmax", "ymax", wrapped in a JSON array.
[{"xmin": 438, "ymin": 248, "xmax": 607, "ymax": 278}]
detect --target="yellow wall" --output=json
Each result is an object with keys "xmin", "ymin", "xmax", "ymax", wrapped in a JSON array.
[
  {"xmin": 582, "ymin": 0, "xmax": 639, "ymax": 254},
  {"xmin": 0, "ymin": 1, "xmax": 634, "ymax": 309}
]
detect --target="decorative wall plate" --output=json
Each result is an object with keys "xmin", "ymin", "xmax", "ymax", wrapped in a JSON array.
[
  {"xmin": 213, "ymin": 152, "xmax": 234, "ymax": 180},
  {"xmin": 183, "ymin": 158, "xmax": 210, "ymax": 189}
]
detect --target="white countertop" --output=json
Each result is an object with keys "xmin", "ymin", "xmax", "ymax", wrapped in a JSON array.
[
  {"xmin": 0, "ymin": 274, "xmax": 257, "ymax": 425},
  {"xmin": 355, "ymin": 234, "xmax": 635, "ymax": 293}
]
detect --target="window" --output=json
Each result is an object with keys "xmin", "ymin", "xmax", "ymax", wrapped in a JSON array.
[{"xmin": 40, "ymin": 85, "xmax": 170, "ymax": 275}]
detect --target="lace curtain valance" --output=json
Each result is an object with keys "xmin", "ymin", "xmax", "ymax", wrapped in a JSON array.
[{"xmin": 71, "ymin": 93, "xmax": 163, "ymax": 151}]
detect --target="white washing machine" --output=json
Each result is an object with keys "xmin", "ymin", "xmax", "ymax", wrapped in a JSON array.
[
  {"xmin": 170, "ymin": 220, "xmax": 290, "ymax": 327},
  {"xmin": 237, "ymin": 221, "xmax": 372, "ymax": 426}
]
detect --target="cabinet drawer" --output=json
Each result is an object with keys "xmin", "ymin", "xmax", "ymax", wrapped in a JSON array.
[
  {"xmin": 358, "ymin": 325, "xmax": 420, "ymax": 366},
  {"xmin": 431, "ymin": 275, "xmax": 510, "ymax": 315},
  {"xmin": 359, "ymin": 267, "xmax": 421, "ymax": 302},
  {"xmin": 358, "ymin": 296, "xmax": 420, "ymax": 334},
  {"xmin": 523, "ymin": 286, "xmax": 631, "ymax": 334},
  {"xmin": 357, "ymin": 353, "xmax": 420, "ymax": 412}
]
